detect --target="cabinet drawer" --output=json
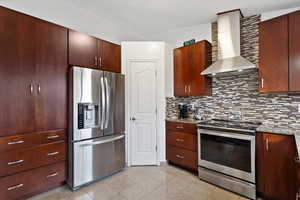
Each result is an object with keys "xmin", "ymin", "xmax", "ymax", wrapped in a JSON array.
[
  {"xmin": 166, "ymin": 121, "xmax": 197, "ymax": 134},
  {"xmin": 166, "ymin": 131, "xmax": 196, "ymax": 151},
  {"xmin": 40, "ymin": 129, "xmax": 66, "ymax": 144},
  {"xmin": 0, "ymin": 162, "xmax": 65, "ymax": 200},
  {"xmin": 166, "ymin": 145, "xmax": 197, "ymax": 170},
  {"xmin": 0, "ymin": 129, "xmax": 66, "ymax": 153},
  {"xmin": 0, "ymin": 141, "xmax": 66, "ymax": 177}
]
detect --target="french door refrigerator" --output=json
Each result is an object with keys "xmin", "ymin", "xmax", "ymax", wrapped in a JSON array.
[{"xmin": 68, "ymin": 66, "xmax": 125, "ymax": 190}]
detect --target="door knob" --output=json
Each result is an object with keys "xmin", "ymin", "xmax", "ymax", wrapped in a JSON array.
[{"xmin": 131, "ymin": 117, "xmax": 136, "ymax": 121}]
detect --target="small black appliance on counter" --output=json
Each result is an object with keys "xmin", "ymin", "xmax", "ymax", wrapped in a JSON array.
[{"xmin": 178, "ymin": 103, "xmax": 190, "ymax": 119}]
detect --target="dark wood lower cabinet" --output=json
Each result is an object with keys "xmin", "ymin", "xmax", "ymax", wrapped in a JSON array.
[
  {"xmin": 166, "ymin": 121, "xmax": 198, "ymax": 171},
  {"xmin": 256, "ymin": 132, "xmax": 297, "ymax": 200},
  {"xmin": 0, "ymin": 162, "xmax": 66, "ymax": 200}
]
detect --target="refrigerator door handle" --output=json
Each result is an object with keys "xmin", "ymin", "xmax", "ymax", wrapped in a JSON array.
[
  {"xmin": 100, "ymin": 76, "xmax": 106, "ymax": 130},
  {"xmin": 80, "ymin": 134, "xmax": 125, "ymax": 147},
  {"xmin": 104, "ymin": 76, "xmax": 110, "ymax": 129}
]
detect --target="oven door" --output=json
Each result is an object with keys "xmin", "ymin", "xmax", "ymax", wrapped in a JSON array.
[{"xmin": 198, "ymin": 129, "xmax": 255, "ymax": 183}]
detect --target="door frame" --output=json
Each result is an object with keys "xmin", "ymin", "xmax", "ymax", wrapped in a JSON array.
[{"xmin": 126, "ymin": 59, "xmax": 159, "ymax": 166}]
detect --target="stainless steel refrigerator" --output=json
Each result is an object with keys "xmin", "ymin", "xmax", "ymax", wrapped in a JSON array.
[{"xmin": 68, "ymin": 66, "xmax": 125, "ymax": 190}]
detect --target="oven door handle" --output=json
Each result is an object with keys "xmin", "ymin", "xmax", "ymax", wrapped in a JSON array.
[{"xmin": 198, "ymin": 129, "xmax": 254, "ymax": 141}]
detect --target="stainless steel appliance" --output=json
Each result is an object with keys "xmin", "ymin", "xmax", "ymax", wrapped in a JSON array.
[
  {"xmin": 68, "ymin": 66, "xmax": 125, "ymax": 190},
  {"xmin": 198, "ymin": 119, "xmax": 261, "ymax": 199}
]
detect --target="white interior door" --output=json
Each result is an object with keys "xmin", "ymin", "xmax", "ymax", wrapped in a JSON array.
[{"xmin": 130, "ymin": 60, "xmax": 157, "ymax": 166}]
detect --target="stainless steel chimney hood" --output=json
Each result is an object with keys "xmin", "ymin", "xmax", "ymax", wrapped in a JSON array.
[{"xmin": 201, "ymin": 9, "xmax": 256, "ymax": 76}]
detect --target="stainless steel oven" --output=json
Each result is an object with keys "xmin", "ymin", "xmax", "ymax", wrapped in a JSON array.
[{"xmin": 198, "ymin": 128, "xmax": 256, "ymax": 199}]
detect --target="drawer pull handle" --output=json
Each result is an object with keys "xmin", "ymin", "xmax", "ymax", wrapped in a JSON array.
[
  {"xmin": 8, "ymin": 140, "xmax": 24, "ymax": 145},
  {"xmin": 8, "ymin": 184, "xmax": 24, "ymax": 191},
  {"xmin": 47, "ymin": 152, "xmax": 59, "ymax": 156},
  {"xmin": 176, "ymin": 155, "xmax": 184, "ymax": 159},
  {"xmin": 176, "ymin": 126, "xmax": 184, "ymax": 129},
  {"xmin": 47, "ymin": 135, "xmax": 59, "ymax": 139},
  {"xmin": 176, "ymin": 139, "xmax": 184, "ymax": 142},
  {"xmin": 46, "ymin": 172, "xmax": 59, "ymax": 178},
  {"xmin": 8, "ymin": 160, "xmax": 24, "ymax": 165}
]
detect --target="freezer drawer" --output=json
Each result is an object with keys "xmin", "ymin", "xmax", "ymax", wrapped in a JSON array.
[{"xmin": 71, "ymin": 134, "xmax": 125, "ymax": 189}]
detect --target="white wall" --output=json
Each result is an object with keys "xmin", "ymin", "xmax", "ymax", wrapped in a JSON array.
[
  {"xmin": 0, "ymin": 0, "xmax": 144, "ymax": 44},
  {"xmin": 261, "ymin": 6, "xmax": 300, "ymax": 21},
  {"xmin": 121, "ymin": 42, "xmax": 166, "ymax": 163},
  {"xmin": 148, "ymin": 24, "xmax": 212, "ymax": 97}
]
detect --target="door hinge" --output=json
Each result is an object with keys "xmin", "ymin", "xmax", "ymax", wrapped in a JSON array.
[
  {"xmin": 155, "ymin": 146, "xmax": 158, "ymax": 152},
  {"xmin": 155, "ymin": 70, "xmax": 157, "ymax": 77}
]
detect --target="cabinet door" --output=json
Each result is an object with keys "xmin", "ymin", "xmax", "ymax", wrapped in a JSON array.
[
  {"xmin": 0, "ymin": 7, "xmax": 36, "ymax": 136},
  {"xmin": 258, "ymin": 133, "xmax": 297, "ymax": 200},
  {"xmin": 35, "ymin": 21, "xmax": 68, "ymax": 131},
  {"xmin": 289, "ymin": 10, "xmax": 300, "ymax": 92},
  {"xmin": 174, "ymin": 47, "xmax": 189, "ymax": 96},
  {"xmin": 99, "ymin": 40, "xmax": 121, "ymax": 73},
  {"xmin": 68, "ymin": 30, "xmax": 98, "ymax": 69},
  {"xmin": 189, "ymin": 42, "xmax": 212, "ymax": 96},
  {"xmin": 259, "ymin": 15, "xmax": 289, "ymax": 93}
]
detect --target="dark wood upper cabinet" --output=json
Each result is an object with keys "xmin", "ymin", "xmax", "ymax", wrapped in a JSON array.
[
  {"xmin": 68, "ymin": 29, "xmax": 98, "ymax": 69},
  {"xmin": 256, "ymin": 132, "xmax": 297, "ymax": 200},
  {"xmin": 35, "ymin": 21, "xmax": 68, "ymax": 131},
  {"xmin": 259, "ymin": 10, "xmax": 300, "ymax": 93},
  {"xmin": 173, "ymin": 40, "xmax": 212, "ymax": 96},
  {"xmin": 99, "ymin": 40, "xmax": 121, "ymax": 73},
  {"xmin": 289, "ymin": 10, "xmax": 300, "ymax": 92},
  {"xmin": 259, "ymin": 15, "xmax": 289, "ymax": 93},
  {"xmin": 68, "ymin": 30, "xmax": 121, "ymax": 72},
  {"xmin": 0, "ymin": 7, "xmax": 37, "ymax": 135},
  {"xmin": 174, "ymin": 46, "xmax": 189, "ymax": 96}
]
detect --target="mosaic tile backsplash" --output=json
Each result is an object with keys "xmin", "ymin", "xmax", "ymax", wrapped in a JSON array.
[{"xmin": 166, "ymin": 15, "xmax": 300, "ymax": 126}]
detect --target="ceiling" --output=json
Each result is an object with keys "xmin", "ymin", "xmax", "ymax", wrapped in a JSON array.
[{"xmin": 1, "ymin": 0, "xmax": 300, "ymax": 42}]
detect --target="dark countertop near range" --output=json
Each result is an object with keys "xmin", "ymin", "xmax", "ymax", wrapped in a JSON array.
[{"xmin": 165, "ymin": 118, "xmax": 204, "ymax": 124}]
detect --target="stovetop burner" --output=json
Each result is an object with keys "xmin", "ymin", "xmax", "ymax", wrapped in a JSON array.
[{"xmin": 198, "ymin": 119, "xmax": 262, "ymax": 134}]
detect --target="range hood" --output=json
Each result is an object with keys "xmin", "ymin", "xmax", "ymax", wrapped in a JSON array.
[{"xmin": 201, "ymin": 9, "xmax": 256, "ymax": 76}]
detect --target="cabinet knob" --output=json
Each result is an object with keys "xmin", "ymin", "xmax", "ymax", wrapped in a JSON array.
[
  {"xmin": 7, "ymin": 184, "xmax": 24, "ymax": 191},
  {"xmin": 176, "ymin": 138, "xmax": 184, "ymax": 142},
  {"xmin": 30, "ymin": 84, "xmax": 34, "ymax": 94},
  {"xmin": 266, "ymin": 138, "xmax": 269, "ymax": 151},
  {"xmin": 8, "ymin": 160, "xmax": 24, "ymax": 166},
  {"xmin": 176, "ymin": 126, "xmax": 184, "ymax": 129},
  {"xmin": 47, "ymin": 151, "xmax": 59, "ymax": 156},
  {"xmin": 261, "ymin": 78, "xmax": 264, "ymax": 89},
  {"xmin": 176, "ymin": 154, "xmax": 184, "ymax": 159},
  {"xmin": 99, "ymin": 57, "xmax": 102, "ymax": 67},
  {"xmin": 94, "ymin": 56, "xmax": 98, "ymax": 67},
  {"xmin": 47, "ymin": 135, "xmax": 59, "ymax": 139},
  {"xmin": 46, "ymin": 172, "xmax": 59, "ymax": 178},
  {"xmin": 8, "ymin": 140, "xmax": 24, "ymax": 145},
  {"xmin": 188, "ymin": 85, "xmax": 191, "ymax": 93}
]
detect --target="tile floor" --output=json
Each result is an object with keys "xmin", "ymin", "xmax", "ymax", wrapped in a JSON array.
[{"xmin": 29, "ymin": 165, "xmax": 248, "ymax": 200}]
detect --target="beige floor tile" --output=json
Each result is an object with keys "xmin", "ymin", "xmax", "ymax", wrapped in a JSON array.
[
  {"xmin": 27, "ymin": 165, "xmax": 247, "ymax": 200},
  {"xmin": 120, "ymin": 178, "xmax": 161, "ymax": 200}
]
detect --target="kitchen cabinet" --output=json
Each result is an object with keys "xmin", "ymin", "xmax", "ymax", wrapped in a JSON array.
[
  {"xmin": 35, "ymin": 20, "xmax": 68, "ymax": 131},
  {"xmin": 99, "ymin": 40, "xmax": 121, "ymax": 73},
  {"xmin": 0, "ymin": 7, "xmax": 37, "ymax": 135},
  {"xmin": 69, "ymin": 30, "xmax": 121, "ymax": 72},
  {"xmin": 166, "ymin": 121, "xmax": 198, "ymax": 170},
  {"xmin": 259, "ymin": 10, "xmax": 300, "ymax": 93},
  {"xmin": 0, "ymin": 6, "xmax": 67, "ymax": 199},
  {"xmin": 256, "ymin": 132, "xmax": 297, "ymax": 200},
  {"xmin": 289, "ymin": 10, "xmax": 300, "ymax": 92},
  {"xmin": 68, "ymin": 30, "xmax": 99, "ymax": 69},
  {"xmin": 173, "ymin": 40, "xmax": 212, "ymax": 96}
]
